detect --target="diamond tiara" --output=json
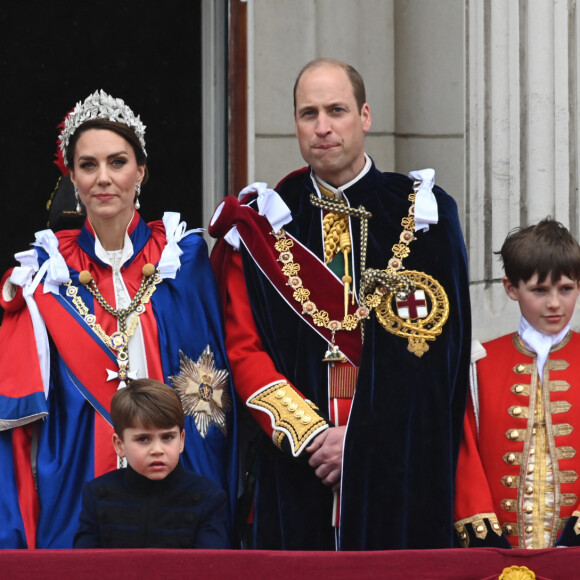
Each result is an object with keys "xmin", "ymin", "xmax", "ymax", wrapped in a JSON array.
[{"xmin": 59, "ymin": 90, "xmax": 147, "ymax": 167}]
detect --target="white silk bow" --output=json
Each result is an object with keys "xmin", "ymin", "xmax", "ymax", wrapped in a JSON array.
[
  {"xmin": 158, "ymin": 212, "xmax": 201, "ymax": 279},
  {"xmin": 408, "ymin": 168, "xmax": 439, "ymax": 232},
  {"xmin": 26, "ymin": 230, "xmax": 70, "ymax": 295},
  {"xmin": 224, "ymin": 182, "xmax": 292, "ymax": 250}
]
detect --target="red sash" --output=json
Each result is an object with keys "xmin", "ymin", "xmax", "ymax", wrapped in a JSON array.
[
  {"xmin": 34, "ymin": 290, "xmax": 121, "ymax": 475},
  {"xmin": 209, "ymin": 195, "xmax": 362, "ymax": 366}
]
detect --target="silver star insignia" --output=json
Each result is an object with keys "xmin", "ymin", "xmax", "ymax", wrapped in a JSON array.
[{"xmin": 169, "ymin": 346, "xmax": 231, "ymax": 438}]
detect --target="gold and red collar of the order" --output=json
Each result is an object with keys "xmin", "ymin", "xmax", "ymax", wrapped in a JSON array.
[{"xmin": 209, "ymin": 194, "xmax": 449, "ymax": 359}]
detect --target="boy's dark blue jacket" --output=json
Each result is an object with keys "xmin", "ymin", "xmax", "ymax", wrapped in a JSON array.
[{"xmin": 74, "ymin": 461, "xmax": 229, "ymax": 549}]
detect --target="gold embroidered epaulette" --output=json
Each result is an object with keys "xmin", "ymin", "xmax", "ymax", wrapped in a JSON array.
[
  {"xmin": 454, "ymin": 512, "xmax": 502, "ymax": 547},
  {"xmin": 247, "ymin": 382, "xmax": 328, "ymax": 457}
]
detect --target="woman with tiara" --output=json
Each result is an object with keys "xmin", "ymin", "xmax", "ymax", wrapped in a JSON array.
[{"xmin": 0, "ymin": 91, "xmax": 237, "ymax": 548}]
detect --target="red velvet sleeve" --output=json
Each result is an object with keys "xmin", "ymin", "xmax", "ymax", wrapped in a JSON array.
[
  {"xmin": 223, "ymin": 251, "xmax": 328, "ymax": 455},
  {"xmin": 224, "ymin": 251, "xmax": 294, "ymax": 437},
  {"xmin": 454, "ymin": 396, "xmax": 497, "ymax": 519},
  {"xmin": 454, "ymin": 393, "xmax": 505, "ymax": 547},
  {"xmin": 12, "ymin": 426, "xmax": 39, "ymax": 549}
]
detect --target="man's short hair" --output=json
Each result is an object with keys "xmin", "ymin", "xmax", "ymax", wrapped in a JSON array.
[
  {"xmin": 111, "ymin": 379, "xmax": 185, "ymax": 437},
  {"xmin": 498, "ymin": 218, "xmax": 580, "ymax": 285},
  {"xmin": 293, "ymin": 58, "xmax": 367, "ymax": 111}
]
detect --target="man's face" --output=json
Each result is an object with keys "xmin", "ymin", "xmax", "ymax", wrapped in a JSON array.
[{"xmin": 294, "ymin": 65, "xmax": 371, "ymax": 187}]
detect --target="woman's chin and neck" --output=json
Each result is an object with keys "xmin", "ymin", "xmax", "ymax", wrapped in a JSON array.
[{"xmin": 87, "ymin": 208, "xmax": 135, "ymax": 251}]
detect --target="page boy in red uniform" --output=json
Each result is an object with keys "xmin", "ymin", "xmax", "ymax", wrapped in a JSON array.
[{"xmin": 455, "ymin": 218, "xmax": 580, "ymax": 549}]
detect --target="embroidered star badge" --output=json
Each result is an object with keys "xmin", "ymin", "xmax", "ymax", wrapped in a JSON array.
[{"xmin": 169, "ymin": 346, "xmax": 231, "ymax": 438}]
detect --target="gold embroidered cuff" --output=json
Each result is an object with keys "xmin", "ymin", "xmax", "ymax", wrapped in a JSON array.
[
  {"xmin": 454, "ymin": 513, "xmax": 502, "ymax": 548},
  {"xmin": 247, "ymin": 381, "xmax": 329, "ymax": 457},
  {"xmin": 273, "ymin": 430, "xmax": 286, "ymax": 450}
]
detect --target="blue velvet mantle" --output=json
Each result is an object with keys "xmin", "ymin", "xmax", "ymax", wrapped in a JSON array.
[{"xmin": 235, "ymin": 163, "xmax": 472, "ymax": 550}]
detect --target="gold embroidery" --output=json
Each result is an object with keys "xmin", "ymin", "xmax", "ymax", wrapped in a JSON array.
[
  {"xmin": 511, "ymin": 383, "xmax": 530, "ymax": 396},
  {"xmin": 504, "ymin": 451, "xmax": 522, "ymax": 465},
  {"xmin": 548, "ymin": 359, "xmax": 571, "ymax": 371},
  {"xmin": 501, "ymin": 499, "xmax": 516, "ymax": 512},
  {"xmin": 373, "ymin": 270, "xmax": 449, "ymax": 357},
  {"xmin": 322, "ymin": 208, "xmax": 349, "ymax": 265},
  {"xmin": 557, "ymin": 446, "xmax": 577, "ymax": 460},
  {"xmin": 552, "ymin": 423, "xmax": 573, "ymax": 437},
  {"xmin": 247, "ymin": 382, "xmax": 328, "ymax": 456},
  {"xmin": 454, "ymin": 513, "xmax": 502, "ymax": 547},
  {"xmin": 273, "ymin": 430, "xmax": 286, "ymax": 450},
  {"xmin": 505, "ymin": 428, "xmax": 523, "ymax": 441},
  {"xmin": 508, "ymin": 405, "xmax": 528, "ymax": 418},
  {"xmin": 502, "ymin": 475, "xmax": 520, "ymax": 488},
  {"xmin": 559, "ymin": 470, "xmax": 578, "ymax": 484},
  {"xmin": 551, "ymin": 401, "xmax": 572, "ymax": 414},
  {"xmin": 549, "ymin": 380, "xmax": 571, "ymax": 392},
  {"xmin": 308, "ymin": 177, "xmax": 450, "ymax": 357},
  {"xmin": 65, "ymin": 265, "xmax": 161, "ymax": 381},
  {"xmin": 499, "ymin": 566, "xmax": 536, "ymax": 580},
  {"xmin": 503, "ymin": 522, "xmax": 519, "ymax": 536},
  {"xmin": 561, "ymin": 493, "xmax": 578, "ymax": 506},
  {"xmin": 531, "ymin": 376, "xmax": 547, "ymax": 548}
]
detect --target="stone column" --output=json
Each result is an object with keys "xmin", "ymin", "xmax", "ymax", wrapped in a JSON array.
[{"xmin": 466, "ymin": 0, "xmax": 580, "ymax": 340}]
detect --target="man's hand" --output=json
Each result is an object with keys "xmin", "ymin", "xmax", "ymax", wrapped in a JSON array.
[{"xmin": 306, "ymin": 425, "xmax": 346, "ymax": 491}]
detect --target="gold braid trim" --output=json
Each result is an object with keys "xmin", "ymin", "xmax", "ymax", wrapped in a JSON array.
[
  {"xmin": 455, "ymin": 513, "xmax": 502, "ymax": 547},
  {"xmin": 322, "ymin": 211, "xmax": 349, "ymax": 264},
  {"xmin": 247, "ymin": 382, "xmax": 328, "ymax": 457},
  {"xmin": 318, "ymin": 181, "xmax": 350, "ymax": 265}
]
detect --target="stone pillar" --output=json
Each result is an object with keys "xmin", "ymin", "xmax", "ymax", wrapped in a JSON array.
[
  {"xmin": 249, "ymin": 0, "xmax": 395, "ymax": 188},
  {"xmin": 466, "ymin": 0, "xmax": 580, "ymax": 340}
]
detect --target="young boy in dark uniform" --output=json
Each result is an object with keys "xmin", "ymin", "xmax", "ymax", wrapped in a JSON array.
[{"xmin": 74, "ymin": 379, "xmax": 229, "ymax": 548}]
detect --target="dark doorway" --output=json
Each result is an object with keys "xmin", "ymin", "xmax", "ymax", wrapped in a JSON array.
[{"xmin": 0, "ymin": 1, "xmax": 202, "ymax": 276}]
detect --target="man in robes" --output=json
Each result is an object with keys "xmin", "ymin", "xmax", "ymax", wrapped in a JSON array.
[{"xmin": 210, "ymin": 58, "xmax": 471, "ymax": 550}]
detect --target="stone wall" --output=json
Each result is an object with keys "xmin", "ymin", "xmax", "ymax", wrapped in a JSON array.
[{"xmin": 246, "ymin": 0, "xmax": 580, "ymax": 342}]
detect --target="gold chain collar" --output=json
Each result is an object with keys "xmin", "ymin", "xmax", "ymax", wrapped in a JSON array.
[
  {"xmin": 65, "ymin": 263, "xmax": 161, "ymax": 382},
  {"xmin": 275, "ymin": 179, "xmax": 448, "ymax": 358}
]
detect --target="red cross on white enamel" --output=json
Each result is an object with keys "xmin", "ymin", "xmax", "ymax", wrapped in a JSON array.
[{"xmin": 396, "ymin": 290, "xmax": 428, "ymax": 319}]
